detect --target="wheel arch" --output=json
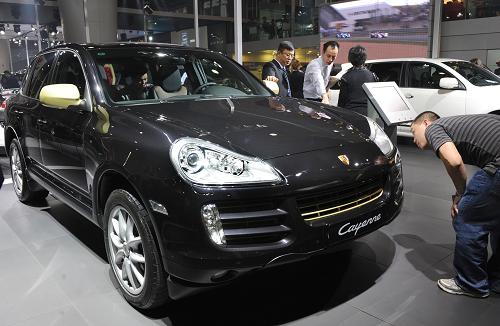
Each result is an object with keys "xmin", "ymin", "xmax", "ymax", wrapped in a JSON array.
[
  {"xmin": 4, "ymin": 126, "xmax": 18, "ymax": 154},
  {"xmin": 95, "ymin": 168, "xmax": 169, "ymax": 272}
]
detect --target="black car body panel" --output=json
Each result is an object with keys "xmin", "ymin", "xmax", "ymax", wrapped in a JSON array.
[{"xmin": 4, "ymin": 43, "xmax": 403, "ymax": 301}]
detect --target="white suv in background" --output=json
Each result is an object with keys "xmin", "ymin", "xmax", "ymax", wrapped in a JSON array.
[{"xmin": 329, "ymin": 58, "xmax": 500, "ymax": 137}]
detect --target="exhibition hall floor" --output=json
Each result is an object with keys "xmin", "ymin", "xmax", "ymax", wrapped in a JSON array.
[{"xmin": 0, "ymin": 143, "xmax": 498, "ymax": 326}]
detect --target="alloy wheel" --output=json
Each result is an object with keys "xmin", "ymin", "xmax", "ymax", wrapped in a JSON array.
[
  {"xmin": 10, "ymin": 145, "xmax": 23, "ymax": 196},
  {"xmin": 108, "ymin": 205, "xmax": 146, "ymax": 295}
]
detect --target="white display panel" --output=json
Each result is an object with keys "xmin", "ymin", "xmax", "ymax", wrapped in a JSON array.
[{"xmin": 362, "ymin": 82, "xmax": 417, "ymax": 126}]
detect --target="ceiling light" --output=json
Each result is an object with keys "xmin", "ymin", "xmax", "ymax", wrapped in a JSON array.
[{"xmin": 47, "ymin": 25, "xmax": 57, "ymax": 36}]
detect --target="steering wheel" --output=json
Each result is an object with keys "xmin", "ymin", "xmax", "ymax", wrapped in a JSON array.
[
  {"xmin": 193, "ymin": 82, "xmax": 217, "ymax": 94},
  {"xmin": 468, "ymin": 76, "xmax": 480, "ymax": 85}
]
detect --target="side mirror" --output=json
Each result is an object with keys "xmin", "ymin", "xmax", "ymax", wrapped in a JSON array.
[
  {"xmin": 263, "ymin": 80, "xmax": 280, "ymax": 95},
  {"xmin": 39, "ymin": 84, "xmax": 82, "ymax": 109},
  {"xmin": 439, "ymin": 77, "xmax": 460, "ymax": 90}
]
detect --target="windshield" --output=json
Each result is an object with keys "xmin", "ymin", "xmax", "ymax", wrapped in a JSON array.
[
  {"xmin": 89, "ymin": 47, "xmax": 272, "ymax": 104},
  {"xmin": 444, "ymin": 61, "xmax": 500, "ymax": 87}
]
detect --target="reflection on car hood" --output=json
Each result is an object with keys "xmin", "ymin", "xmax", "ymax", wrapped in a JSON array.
[{"xmin": 129, "ymin": 96, "xmax": 374, "ymax": 159}]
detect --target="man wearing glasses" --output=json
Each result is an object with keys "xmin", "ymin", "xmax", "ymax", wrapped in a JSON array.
[{"xmin": 262, "ymin": 41, "xmax": 295, "ymax": 97}]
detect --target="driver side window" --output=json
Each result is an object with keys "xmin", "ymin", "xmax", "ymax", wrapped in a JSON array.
[
  {"xmin": 24, "ymin": 52, "xmax": 56, "ymax": 99},
  {"xmin": 53, "ymin": 51, "xmax": 86, "ymax": 99},
  {"xmin": 408, "ymin": 62, "xmax": 452, "ymax": 89}
]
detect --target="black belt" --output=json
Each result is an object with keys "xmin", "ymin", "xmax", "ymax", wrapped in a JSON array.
[{"xmin": 483, "ymin": 163, "xmax": 498, "ymax": 176}]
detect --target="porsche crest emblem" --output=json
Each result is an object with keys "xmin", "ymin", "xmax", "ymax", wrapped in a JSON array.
[{"xmin": 338, "ymin": 155, "xmax": 350, "ymax": 166}]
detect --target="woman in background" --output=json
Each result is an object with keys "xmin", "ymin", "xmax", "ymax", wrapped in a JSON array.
[{"xmin": 338, "ymin": 45, "xmax": 378, "ymax": 116}]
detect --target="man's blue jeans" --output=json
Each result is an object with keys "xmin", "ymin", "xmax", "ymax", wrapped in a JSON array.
[{"xmin": 453, "ymin": 169, "xmax": 500, "ymax": 295}]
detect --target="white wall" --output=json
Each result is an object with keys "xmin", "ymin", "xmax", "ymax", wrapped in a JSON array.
[{"xmin": 440, "ymin": 16, "xmax": 500, "ymax": 71}]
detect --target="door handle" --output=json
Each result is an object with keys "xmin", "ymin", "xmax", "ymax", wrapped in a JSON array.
[
  {"xmin": 37, "ymin": 118, "xmax": 47, "ymax": 125},
  {"xmin": 405, "ymin": 94, "xmax": 414, "ymax": 99}
]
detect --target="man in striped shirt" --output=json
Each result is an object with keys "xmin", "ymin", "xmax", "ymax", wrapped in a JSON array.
[{"xmin": 411, "ymin": 111, "xmax": 500, "ymax": 298}]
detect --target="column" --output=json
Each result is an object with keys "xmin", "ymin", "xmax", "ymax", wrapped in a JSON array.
[
  {"xmin": 234, "ymin": 0, "xmax": 242, "ymax": 64},
  {"xmin": 58, "ymin": 0, "xmax": 117, "ymax": 43},
  {"xmin": 0, "ymin": 40, "xmax": 12, "ymax": 72}
]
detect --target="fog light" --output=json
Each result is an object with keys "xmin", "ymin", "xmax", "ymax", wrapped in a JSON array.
[{"xmin": 201, "ymin": 204, "xmax": 226, "ymax": 245}]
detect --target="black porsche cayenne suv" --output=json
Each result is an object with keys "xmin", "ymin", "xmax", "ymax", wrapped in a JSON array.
[{"xmin": 3, "ymin": 43, "xmax": 403, "ymax": 308}]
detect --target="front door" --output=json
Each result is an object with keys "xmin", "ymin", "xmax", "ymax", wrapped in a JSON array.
[
  {"xmin": 403, "ymin": 62, "xmax": 466, "ymax": 118},
  {"xmin": 39, "ymin": 50, "xmax": 91, "ymax": 192}
]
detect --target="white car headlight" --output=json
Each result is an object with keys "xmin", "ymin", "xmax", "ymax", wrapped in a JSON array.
[
  {"xmin": 366, "ymin": 117, "xmax": 395, "ymax": 157},
  {"xmin": 170, "ymin": 137, "xmax": 282, "ymax": 186}
]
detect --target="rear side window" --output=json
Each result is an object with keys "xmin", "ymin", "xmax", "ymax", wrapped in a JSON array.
[
  {"xmin": 25, "ymin": 52, "xmax": 56, "ymax": 99},
  {"xmin": 368, "ymin": 62, "xmax": 402, "ymax": 86},
  {"xmin": 407, "ymin": 62, "xmax": 453, "ymax": 89}
]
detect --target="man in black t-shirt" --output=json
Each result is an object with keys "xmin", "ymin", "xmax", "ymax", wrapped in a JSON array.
[{"xmin": 411, "ymin": 111, "xmax": 500, "ymax": 298}]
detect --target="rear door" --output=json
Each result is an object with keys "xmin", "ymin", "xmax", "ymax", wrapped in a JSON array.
[
  {"xmin": 11, "ymin": 51, "xmax": 56, "ymax": 164},
  {"xmin": 367, "ymin": 61, "xmax": 403, "ymax": 86},
  {"xmin": 403, "ymin": 61, "xmax": 466, "ymax": 117}
]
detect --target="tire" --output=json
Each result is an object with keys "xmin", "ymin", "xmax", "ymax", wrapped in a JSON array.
[
  {"xmin": 103, "ymin": 189, "xmax": 170, "ymax": 309},
  {"xmin": 9, "ymin": 139, "xmax": 49, "ymax": 203}
]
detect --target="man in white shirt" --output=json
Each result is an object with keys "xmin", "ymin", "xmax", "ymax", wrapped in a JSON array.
[{"xmin": 303, "ymin": 41, "xmax": 339, "ymax": 104}]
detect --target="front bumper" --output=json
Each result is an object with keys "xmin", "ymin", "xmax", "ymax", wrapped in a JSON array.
[{"xmin": 151, "ymin": 152, "xmax": 403, "ymax": 299}]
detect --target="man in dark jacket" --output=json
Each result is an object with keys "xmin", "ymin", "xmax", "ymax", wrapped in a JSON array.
[
  {"xmin": 494, "ymin": 60, "xmax": 500, "ymax": 76},
  {"xmin": 289, "ymin": 58, "xmax": 304, "ymax": 98},
  {"xmin": 262, "ymin": 41, "xmax": 294, "ymax": 97},
  {"xmin": 1, "ymin": 70, "xmax": 20, "ymax": 89},
  {"xmin": 411, "ymin": 112, "xmax": 500, "ymax": 298},
  {"xmin": 337, "ymin": 46, "xmax": 378, "ymax": 116}
]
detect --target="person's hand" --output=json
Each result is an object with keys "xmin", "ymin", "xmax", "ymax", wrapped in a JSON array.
[
  {"xmin": 451, "ymin": 193, "xmax": 462, "ymax": 219},
  {"xmin": 321, "ymin": 93, "xmax": 330, "ymax": 104},
  {"xmin": 265, "ymin": 76, "xmax": 279, "ymax": 83}
]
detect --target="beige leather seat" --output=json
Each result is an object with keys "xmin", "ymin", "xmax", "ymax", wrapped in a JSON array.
[{"xmin": 154, "ymin": 69, "xmax": 187, "ymax": 99}]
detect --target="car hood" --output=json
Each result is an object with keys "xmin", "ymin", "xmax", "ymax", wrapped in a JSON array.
[{"xmin": 127, "ymin": 96, "xmax": 375, "ymax": 160}]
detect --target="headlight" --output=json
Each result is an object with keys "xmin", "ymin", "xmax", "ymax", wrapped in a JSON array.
[
  {"xmin": 366, "ymin": 117, "xmax": 395, "ymax": 156},
  {"xmin": 170, "ymin": 137, "xmax": 282, "ymax": 186}
]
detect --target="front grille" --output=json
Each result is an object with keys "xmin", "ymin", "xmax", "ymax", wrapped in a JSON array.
[
  {"xmin": 217, "ymin": 201, "xmax": 290, "ymax": 246},
  {"xmin": 297, "ymin": 177, "xmax": 385, "ymax": 222}
]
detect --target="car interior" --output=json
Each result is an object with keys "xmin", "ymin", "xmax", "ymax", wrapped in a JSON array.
[{"xmin": 95, "ymin": 53, "xmax": 259, "ymax": 103}]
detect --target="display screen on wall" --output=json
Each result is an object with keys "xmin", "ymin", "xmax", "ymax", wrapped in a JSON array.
[{"xmin": 320, "ymin": 0, "xmax": 431, "ymax": 63}]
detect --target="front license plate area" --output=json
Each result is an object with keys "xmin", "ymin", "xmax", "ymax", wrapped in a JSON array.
[{"xmin": 326, "ymin": 211, "xmax": 384, "ymax": 243}]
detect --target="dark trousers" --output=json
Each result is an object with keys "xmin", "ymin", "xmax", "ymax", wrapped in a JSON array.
[{"xmin": 453, "ymin": 169, "xmax": 500, "ymax": 294}]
